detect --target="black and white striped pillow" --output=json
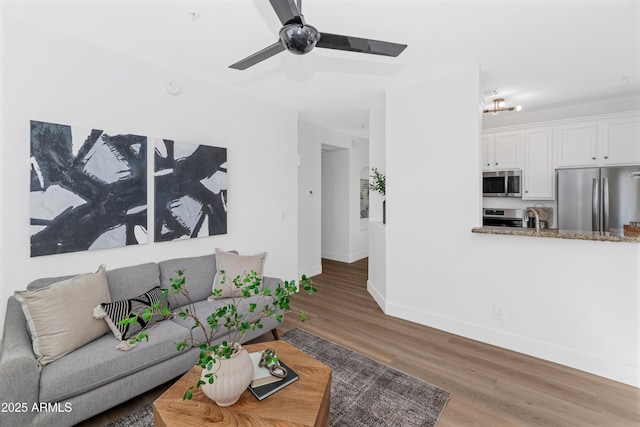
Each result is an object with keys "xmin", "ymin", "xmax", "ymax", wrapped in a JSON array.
[{"xmin": 95, "ymin": 286, "xmax": 169, "ymax": 341}]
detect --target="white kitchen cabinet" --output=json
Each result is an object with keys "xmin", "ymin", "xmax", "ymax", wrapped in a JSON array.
[
  {"xmin": 598, "ymin": 115, "xmax": 640, "ymax": 166},
  {"xmin": 481, "ymin": 134, "xmax": 493, "ymax": 171},
  {"xmin": 483, "ymin": 112, "xmax": 640, "ymax": 202},
  {"xmin": 555, "ymin": 122, "xmax": 598, "ymax": 167},
  {"xmin": 522, "ymin": 128, "xmax": 554, "ymax": 200},
  {"xmin": 483, "ymin": 131, "xmax": 521, "ymax": 170}
]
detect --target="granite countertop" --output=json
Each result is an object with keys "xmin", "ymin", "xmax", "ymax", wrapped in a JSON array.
[{"xmin": 471, "ymin": 226, "xmax": 640, "ymax": 243}]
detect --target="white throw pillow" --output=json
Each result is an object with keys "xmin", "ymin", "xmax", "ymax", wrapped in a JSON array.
[
  {"xmin": 14, "ymin": 264, "xmax": 111, "ymax": 366},
  {"xmin": 212, "ymin": 248, "xmax": 267, "ymax": 298}
]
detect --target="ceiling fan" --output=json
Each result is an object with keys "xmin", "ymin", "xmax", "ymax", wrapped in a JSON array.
[{"xmin": 229, "ymin": 0, "xmax": 407, "ymax": 70}]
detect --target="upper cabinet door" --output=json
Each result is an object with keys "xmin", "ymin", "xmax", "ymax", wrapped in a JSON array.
[
  {"xmin": 482, "ymin": 132, "xmax": 521, "ymax": 171},
  {"xmin": 523, "ymin": 128, "xmax": 554, "ymax": 200},
  {"xmin": 482, "ymin": 134, "xmax": 494, "ymax": 171},
  {"xmin": 555, "ymin": 123, "xmax": 598, "ymax": 167},
  {"xmin": 599, "ymin": 115, "xmax": 640, "ymax": 166},
  {"xmin": 493, "ymin": 131, "xmax": 521, "ymax": 170}
]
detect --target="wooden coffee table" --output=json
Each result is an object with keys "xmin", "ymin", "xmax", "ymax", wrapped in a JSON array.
[{"xmin": 153, "ymin": 340, "xmax": 332, "ymax": 426}]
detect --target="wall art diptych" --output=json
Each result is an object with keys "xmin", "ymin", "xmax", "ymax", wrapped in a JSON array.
[
  {"xmin": 30, "ymin": 120, "xmax": 148, "ymax": 257},
  {"xmin": 154, "ymin": 139, "xmax": 227, "ymax": 242}
]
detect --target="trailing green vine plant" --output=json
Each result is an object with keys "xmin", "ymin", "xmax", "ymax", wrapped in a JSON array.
[{"xmin": 120, "ymin": 270, "xmax": 317, "ymax": 400}]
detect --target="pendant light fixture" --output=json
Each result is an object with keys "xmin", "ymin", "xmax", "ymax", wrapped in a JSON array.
[{"xmin": 483, "ymin": 98, "xmax": 522, "ymax": 115}]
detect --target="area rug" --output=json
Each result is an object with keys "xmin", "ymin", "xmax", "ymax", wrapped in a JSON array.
[
  {"xmin": 108, "ymin": 328, "xmax": 451, "ymax": 427},
  {"xmin": 106, "ymin": 403, "xmax": 152, "ymax": 427},
  {"xmin": 282, "ymin": 328, "xmax": 450, "ymax": 426}
]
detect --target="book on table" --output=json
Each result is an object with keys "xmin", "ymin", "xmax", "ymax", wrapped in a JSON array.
[
  {"xmin": 248, "ymin": 352, "xmax": 299, "ymax": 400},
  {"xmin": 249, "ymin": 352, "xmax": 285, "ymax": 388}
]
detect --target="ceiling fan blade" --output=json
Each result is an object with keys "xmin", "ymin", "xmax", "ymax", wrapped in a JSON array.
[
  {"xmin": 317, "ymin": 33, "xmax": 407, "ymax": 57},
  {"xmin": 268, "ymin": 0, "xmax": 300, "ymax": 25},
  {"xmin": 229, "ymin": 41, "xmax": 286, "ymax": 70}
]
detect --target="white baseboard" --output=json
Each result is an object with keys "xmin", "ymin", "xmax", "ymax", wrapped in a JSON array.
[
  {"xmin": 349, "ymin": 250, "xmax": 368, "ymax": 263},
  {"xmin": 384, "ymin": 301, "xmax": 640, "ymax": 388},
  {"xmin": 321, "ymin": 251, "xmax": 350, "ymax": 263},
  {"xmin": 299, "ymin": 264, "xmax": 322, "ymax": 278},
  {"xmin": 367, "ymin": 280, "xmax": 386, "ymax": 312},
  {"xmin": 321, "ymin": 250, "xmax": 369, "ymax": 264}
]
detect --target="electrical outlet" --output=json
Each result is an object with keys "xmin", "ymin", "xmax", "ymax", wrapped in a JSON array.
[{"xmin": 493, "ymin": 305, "xmax": 506, "ymax": 321}]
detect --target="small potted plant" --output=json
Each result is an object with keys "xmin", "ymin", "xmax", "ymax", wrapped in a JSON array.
[
  {"xmin": 369, "ymin": 167, "xmax": 386, "ymax": 223},
  {"xmin": 121, "ymin": 270, "xmax": 317, "ymax": 405}
]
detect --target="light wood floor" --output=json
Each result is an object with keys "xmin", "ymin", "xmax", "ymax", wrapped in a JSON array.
[{"xmin": 79, "ymin": 258, "xmax": 640, "ymax": 426}]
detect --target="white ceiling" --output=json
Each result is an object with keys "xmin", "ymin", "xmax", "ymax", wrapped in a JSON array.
[{"xmin": 4, "ymin": 0, "xmax": 640, "ymax": 137}]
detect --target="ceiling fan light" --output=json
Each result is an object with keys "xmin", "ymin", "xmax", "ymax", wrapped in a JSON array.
[
  {"xmin": 515, "ymin": 105, "xmax": 522, "ymax": 111},
  {"xmin": 495, "ymin": 99, "xmax": 506, "ymax": 108},
  {"xmin": 279, "ymin": 23, "xmax": 320, "ymax": 55}
]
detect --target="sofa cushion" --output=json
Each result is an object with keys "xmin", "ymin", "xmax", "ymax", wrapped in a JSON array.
[
  {"xmin": 95, "ymin": 286, "xmax": 169, "ymax": 341},
  {"xmin": 159, "ymin": 254, "xmax": 217, "ymax": 309},
  {"xmin": 38, "ymin": 319, "xmax": 192, "ymax": 403},
  {"xmin": 213, "ymin": 249, "xmax": 267, "ymax": 298},
  {"xmin": 14, "ymin": 265, "xmax": 111, "ymax": 366},
  {"xmin": 105, "ymin": 262, "xmax": 161, "ymax": 302}
]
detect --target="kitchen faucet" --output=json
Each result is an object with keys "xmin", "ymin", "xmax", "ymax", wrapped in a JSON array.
[{"xmin": 526, "ymin": 208, "xmax": 540, "ymax": 232}]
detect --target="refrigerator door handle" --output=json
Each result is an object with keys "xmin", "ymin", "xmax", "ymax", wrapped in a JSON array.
[
  {"xmin": 602, "ymin": 177, "xmax": 609, "ymax": 232},
  {"xmin": 592, "ymin": 178, "xmax": 600, "ymax": 232}
]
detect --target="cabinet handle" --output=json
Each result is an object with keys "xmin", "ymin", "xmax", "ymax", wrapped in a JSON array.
[
  {"xmin": 604, "ymin": 156, "xmax": 608, "ymax": 159},
  {"xmin": 525, "ymin": 190, "xmax": 529, "ymax": 193},
  {"xmin": 592, "ymin": 157, "xmax": 596, "ymax": 160},
  {"xmin": 495, "ymin": 162, "xmax": 498, "ymax": 165}
]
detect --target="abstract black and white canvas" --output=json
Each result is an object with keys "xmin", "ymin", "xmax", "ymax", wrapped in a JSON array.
[
  {"xmin": 154, "ymin": 139, "xmax": 227, "ymax": 242},
  {"xmin": 30, "ymin": 120, "xmax": 148, "ymax": 257}
]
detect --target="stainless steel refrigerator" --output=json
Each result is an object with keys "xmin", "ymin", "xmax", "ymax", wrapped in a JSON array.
[{"xmin": 557, "ymin": 166, "xmax": 640, "ymax": 232}]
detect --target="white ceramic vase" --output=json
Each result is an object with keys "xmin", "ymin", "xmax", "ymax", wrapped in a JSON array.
[{"xmin": 200, "ymin": 344, "xmax": 254, "ymax": 407}]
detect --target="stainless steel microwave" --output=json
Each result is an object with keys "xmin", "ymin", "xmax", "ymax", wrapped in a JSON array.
[{"xmin": 482, "ymin": 170, "xmax": 522, "ymax": 197}]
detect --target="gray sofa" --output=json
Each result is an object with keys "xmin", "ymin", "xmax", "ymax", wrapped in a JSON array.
[{"xmin": 0, "ymin": 253, "xmax": 282, "ymax": 427}]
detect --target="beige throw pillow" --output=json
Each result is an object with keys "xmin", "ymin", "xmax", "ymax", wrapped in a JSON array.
[
  {"xmin": 212, "ymin": 249, "xmax": 267, "ymax": 298},
  {"xmin": 14, "ymin": 264, "xmax": 111, "ymax": 366}
]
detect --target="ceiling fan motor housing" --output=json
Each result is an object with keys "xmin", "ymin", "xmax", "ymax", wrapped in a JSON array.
[
  {"xmin": 279, "ymin": 23, "xmax": 320, "ymax": 55},
  {"xmin": 228, "ymin": 0, "xmax": 407, "ymax": 69}
]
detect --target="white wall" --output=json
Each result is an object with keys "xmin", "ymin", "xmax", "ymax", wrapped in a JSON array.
[
  {"xmin": 0, "ymin": 15, "xmax": 299, "ymax": 334},
  {"xmin": 305, "ymin": 122, "xmax": 368, "ymax": 263},
  {"xmin": 299, "ymin": 120, "xmax": 369, "ymax": 274},
  {"xmin": 350, "ymin": 139, "xmax": 369, "ymax": 261},
  {"xmin": 381, "ymin": 67, "xmax": 640, "ymax": 387},
  {"xmin": 367, "ymin": 105, "xmax": 387, "ymax": 308},
  {"xmin": 321, "ymin": 149, "xmax": 350, "ymax": 261},
  {"xmin": 368, "ymin": 106, "xmax": 386, "ymax": 223},
  {"xmin": 298, "ymin": 120, "xmax": 322, "ymax": 277}
]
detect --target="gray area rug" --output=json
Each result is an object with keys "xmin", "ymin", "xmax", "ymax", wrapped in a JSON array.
[
  {"xmin": 107, "ymin": 328, "xmax": 451, "ymax": 426},
  {"xmin": 105, "ymin": 403, "xmax": 151, "ymax": 427},
  {"xmin": 283, "ymin": 328, "xmax": 450, "ymax": 427}
]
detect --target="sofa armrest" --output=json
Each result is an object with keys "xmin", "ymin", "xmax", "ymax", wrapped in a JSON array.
[
  {"xmin": 0, "ymin": 297, "xmax": 40, "ymax": 427},
  {"xmin": 262, "ymin": 276, "xmax": 286, "ymax": 319},
  {"xmin": 262, "ymin": 276, "xmax": 284, "ymax": 295}
]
